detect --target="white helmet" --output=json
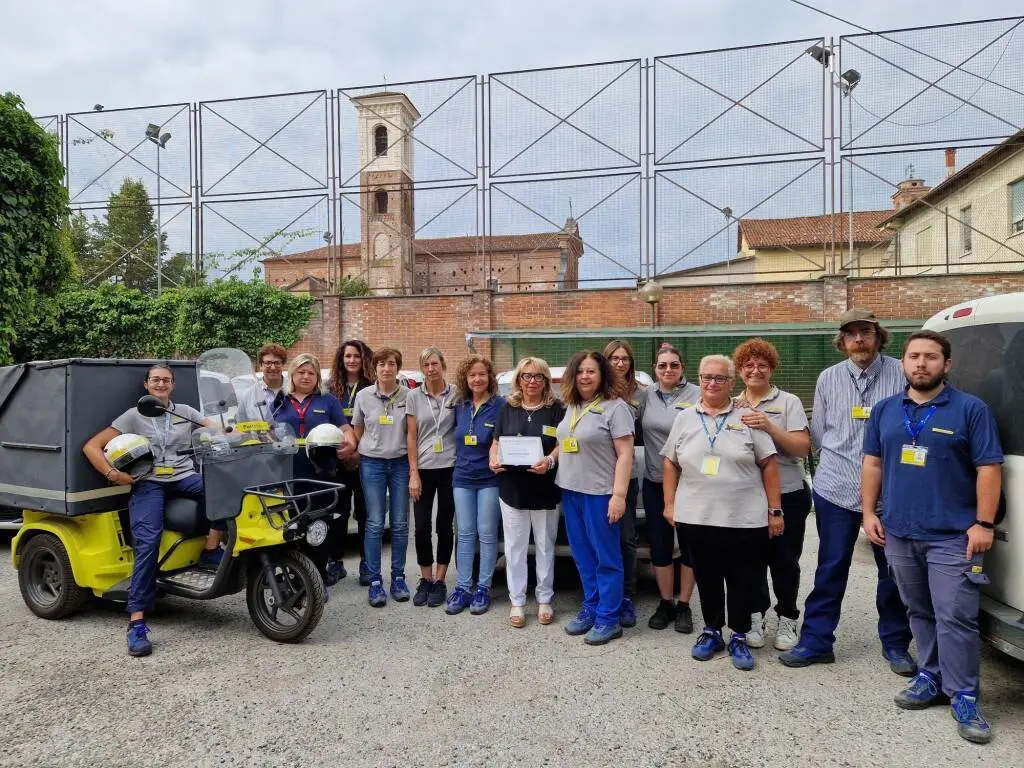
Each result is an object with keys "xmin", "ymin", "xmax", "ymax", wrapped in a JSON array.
[
  {"xmin": 104, "ymin": 433, "xmax": 154, "ymax": 479},
  {"xmin": 305, "ymin": 423, "xmax": 344, "ymax": 476}
]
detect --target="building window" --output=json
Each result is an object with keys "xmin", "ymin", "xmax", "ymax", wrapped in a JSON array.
[
  {"xmin": 374, "ymin": 190, "xmax": 388, "ymax": 215},
  {"xmin": 374, "ymin": 125, "xmax": 388, "ymax": 157},
  {"xmin": 960, "ymin": 205, "xmax": 972, "ymax": 254},
  {"xmin": 1011, "ymin": 179, "xmax": 1024, "ymax": 234}
]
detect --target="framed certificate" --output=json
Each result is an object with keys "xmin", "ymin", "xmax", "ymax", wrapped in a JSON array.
[{"xmin": 499, "ymin": 436, "xmax": 544, "ymax": 466}]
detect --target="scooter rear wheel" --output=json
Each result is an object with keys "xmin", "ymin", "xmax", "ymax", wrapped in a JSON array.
[
  {"xmin": 18, "ymin": 533, "xmax": 91, "ymax": 619},
  {"xmin": 246, "ymin": 550, "xmax": 326, "ymax": 643}
]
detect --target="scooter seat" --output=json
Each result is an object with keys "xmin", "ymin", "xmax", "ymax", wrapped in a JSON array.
[{"xmin": 163, "ymin": 497, "xmax": 210, "ymax": 538}]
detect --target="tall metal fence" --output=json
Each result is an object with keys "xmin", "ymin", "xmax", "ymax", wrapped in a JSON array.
[{"xmin": 38, "ymin": 16, "xmax": 1024, "ymax": 294}]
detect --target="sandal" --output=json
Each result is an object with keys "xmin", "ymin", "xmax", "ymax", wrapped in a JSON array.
[
  {"xmin": 510, "ymin": 606, "xmax": 526, "ymax": 628},
  {"xmin": 537, "ymin": 603, "xmax": 554, "ymax": 625}
]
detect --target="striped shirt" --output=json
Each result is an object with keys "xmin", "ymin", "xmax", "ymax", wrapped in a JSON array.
[{"xmin": 810, "ymin": 355, "xmax": 904, "ymax": 512}]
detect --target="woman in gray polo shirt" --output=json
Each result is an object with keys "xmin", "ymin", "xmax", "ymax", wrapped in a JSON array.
[
  {"xmin": 639, "ymin": 344, "xmax": 700, "ymax": 633},
  {"xmin": 555, "ymin": 351, "xmax": 634, "ymax": 646},
  {"xmin": 732, "ymin": 338, "xmax": 810, "ymax": 652},
  {"xmin": 661, "ymin": 354, "xmax": 782, "ymax": 671}
]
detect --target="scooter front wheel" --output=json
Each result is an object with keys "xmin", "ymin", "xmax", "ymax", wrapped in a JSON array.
[
  {"xmin": 18, "ymin": 533, "xmax": 91, "ymax": 619},
  {"xmin": 246, "ymin": 550, "xmax": 326, "ymax": 643}
]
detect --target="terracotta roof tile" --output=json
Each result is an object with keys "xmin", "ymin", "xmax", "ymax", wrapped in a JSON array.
[
  {"xmin": 739, "ymin": 211, "xmax": 894, "ymax": 249},
  {"xmin": 263, "ymin": 232, "xmax": 572, "ymax": 262}
]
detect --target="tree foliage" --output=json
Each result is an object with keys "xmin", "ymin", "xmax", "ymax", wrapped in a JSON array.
[
  {"xmin": 13, "ymin": 280, "xmax": 314, "ymax": 363},
  {"xmin": 0, "ymin": 92, "xmax": 77, "ymax": 364}
]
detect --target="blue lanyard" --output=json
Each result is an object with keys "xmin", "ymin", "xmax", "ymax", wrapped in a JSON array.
[
  {"xmin": 902, "ymin": 403, "xmax": 937, "ymax": 445},
  {"xmin": 699, "ymin": 412, "xmax": 729, "ymax": 452}
]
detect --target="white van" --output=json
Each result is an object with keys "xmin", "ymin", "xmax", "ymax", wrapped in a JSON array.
[{"xmin": 924, "ymin": 292, "xmax": 1024, "ymax": 660}]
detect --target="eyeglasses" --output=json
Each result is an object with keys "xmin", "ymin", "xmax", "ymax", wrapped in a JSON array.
[
  {"xmin": 609, "ymin": 355, "xmax": 631, "ymax": 364},
  {"xmin": 520, "ymin": 372, "xmax": 546, "ymax": 383},
  {"xmin": 698, "ymin": 374, "xmax": 731, "ymax": 384},
  {"xmin": 843, "ymin": 328, "xmax": 877, "ymax": 339},
  {"xmin": 261, "ymin": 360, "xmax": 284, "ymax": 368},
  {"xmin": 655, "ymin": 362, "xmax": 682, "ymax": 370},
  {"xmin": 741, "ymin": 363, "xmax": 771, "ymax": 372},
  {"xmin": 147, "ymin": 377, "xmax": 173, "ymax": 385}
]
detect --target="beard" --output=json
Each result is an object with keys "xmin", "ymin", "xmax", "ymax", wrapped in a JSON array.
[{"xmin": 909, "ymin": 372, "xmax": 945, "ymax": 392}]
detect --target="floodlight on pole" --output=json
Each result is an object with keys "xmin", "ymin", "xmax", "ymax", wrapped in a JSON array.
[
  {"xmin": 722, "ymin": 206, "xmax": 733, "ymax": 280},
  {"xmin": 836, "ymin": 70, "xmax": 862, "ymax": 273},
  {"xmin": 805, "ymin": 44, "xmax": 831, "ymax": 68},
  {"xmin": 144, "ymin": 124, "xmax": 170, "ymax": 295},
  {"xmin": 93, "ymin": 104, "xmax": 104, "ymax": 112}
]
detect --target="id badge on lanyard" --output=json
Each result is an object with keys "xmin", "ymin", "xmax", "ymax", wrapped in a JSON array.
[{"xmin": 153, "ymin": 411, "xmax": 174, "ymax": 474}]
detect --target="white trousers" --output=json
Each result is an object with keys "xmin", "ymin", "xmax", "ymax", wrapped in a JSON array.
[{"xmin": 500, "ymin": 499, "xmax": 559, "ymax": 606}]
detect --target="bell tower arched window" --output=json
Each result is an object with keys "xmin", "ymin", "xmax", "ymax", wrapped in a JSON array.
[
  {"xmin": 374, "ymin": 125, "xmax": 388, "ymax": 156},
  {"xmin": 374, "ymin": 190, "xmax": 388, "ymax": 215}
]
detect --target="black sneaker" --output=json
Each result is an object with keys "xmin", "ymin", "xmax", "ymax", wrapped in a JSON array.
[
  {"xmin": 648, "ymin": 599, "xmax": 676, "ymax": 630},
  {"xmin": 675, "ymin": 602, "xmax": 694, "ymax": 634},
  {"xmin": 427, "ymin": 580, "xmax": 447, "ymax": 608},
  {"xmin": 413, "ymin": 578, "xmax": 432, "ymax": 607}
]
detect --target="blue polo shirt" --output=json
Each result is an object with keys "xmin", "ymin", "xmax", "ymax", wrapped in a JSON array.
[
  {"xmin": 863, "ymin": 385, "xmax": 1003, "ymax": 540},
  {"xmin": 274, "ymin": 392, "xmax": 349, "ymax": 479},
  {"xmin": 453, "ymin": 395, "xmax": 505, "ymax": 488}
]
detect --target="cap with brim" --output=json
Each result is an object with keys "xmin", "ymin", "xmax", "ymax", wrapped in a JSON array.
[{"xmin": 838, "ymin": 308, "xmax": 881, "ymax": 329}]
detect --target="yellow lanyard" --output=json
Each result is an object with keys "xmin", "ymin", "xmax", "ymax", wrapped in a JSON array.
[
  {"xmin": 346, "ymin": 383, "xmax": 358, "ymax": 408},
  {"xmin": 379, "ymin": 386, "xmax": 400, "ymax": 414},
  {"xmin": 569, "ymin": 397, "xmax": 602, "ymax": 435}
]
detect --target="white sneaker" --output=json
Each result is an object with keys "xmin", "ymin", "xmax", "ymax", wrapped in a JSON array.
[
  {"xmin": 775, "ymin": 615, "xmax": 799, "ymax": 651},
  {"xmin": 746, "ymin": 612, "xmax": 766, "ymax": 648}
]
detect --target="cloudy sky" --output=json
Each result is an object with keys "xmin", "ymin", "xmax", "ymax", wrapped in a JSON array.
[{"xmin": 6, "ymin": 0, "xmax": 1022, "ymax": 115}]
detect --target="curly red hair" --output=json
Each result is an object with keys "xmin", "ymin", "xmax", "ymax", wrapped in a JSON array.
[{"xmin": 732, "ymin": 337, "xmax": 780, "ymax": 372}]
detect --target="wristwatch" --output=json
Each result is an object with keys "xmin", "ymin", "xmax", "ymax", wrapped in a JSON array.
[{"xmin": 768, "ymin": 508, "xmax": 784, "ymax": 518}]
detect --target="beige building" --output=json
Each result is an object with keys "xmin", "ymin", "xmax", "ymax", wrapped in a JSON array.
[
  {"xmin": 263, "ymin": 91, "xmax": 583, "ymax": 296},
  {"xmin": 878, "ymin": 132, "xmax": 1024, "ymax": 275},
  {"xmin": 658, "ymin": 210, "xmax": 894, "ymax": 285}
]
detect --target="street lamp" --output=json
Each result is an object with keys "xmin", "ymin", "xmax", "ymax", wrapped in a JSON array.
[
  {"xmin": 145, "ymin": 123, "xmax": 171, "ymax": 294},
  {"xmin": 639, "ymin": 278, "xmax": 664, "ymax": 328},
  {"xmin": 721, "ymin": 206, "xmax": 733, "ymax": 279}
]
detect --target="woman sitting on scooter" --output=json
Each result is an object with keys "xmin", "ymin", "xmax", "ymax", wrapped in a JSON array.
[
  {"xmin": 83, "ymin": 363, "xmax": 225, "ymax": 657},
  {"xmin": 272, "ymin": 353, "xmax": 358, "ymax": 584}
]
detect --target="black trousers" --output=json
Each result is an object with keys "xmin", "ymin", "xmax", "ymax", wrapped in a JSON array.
[
  {"xmin": 413, "ymin": 467, "xmax": 456, "ymax": 567},
  {"xmin": 335, "ymin": 467, "xmax": 366, "ymax": 561},
  {"xmin": 755, "ymin": 485, "xmax": 811, "ymax": 620},
  {"xmin": 682, "ymin": 523, "xmax": 768, "ymax": 634}
]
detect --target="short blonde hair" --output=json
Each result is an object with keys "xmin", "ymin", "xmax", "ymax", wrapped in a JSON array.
[
  {"xmin": 698, "ymin": 354, "xmax": 735, "ymax": 378},
  {"xmin": 507, "ymin": 357, "xmax": 556, "ymax": 408},
  {"xmin": 286, "ymin": 353, "xmax": 323, "ymax": 395},
  {"xmin": 419, "ymin": 346, "xmax": 447, "ymax": 371}
]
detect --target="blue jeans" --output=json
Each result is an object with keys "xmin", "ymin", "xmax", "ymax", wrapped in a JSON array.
[
  {"xmin": 799, "ymin": 491, "xmax": 912, "ymax": 654},
  {"xmin": 359, "ymin": 456, "xmax": 410, "ymax": 583},
  {"xmin": 127, "ymin": 475, "xmax": 206, "ymax": 614},
  {"xmin": 453, "ymin": 485, "xmax": 501, "ymax": 591},
  {"xmin": 886, "ymin": 534, "xmax": 985, "ymax": 697},
  {"xmin": 563, "ymin": 488, "xmax": 623, "ymax": 626}
]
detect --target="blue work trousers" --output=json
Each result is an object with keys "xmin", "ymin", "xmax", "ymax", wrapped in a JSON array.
[
  {"xmin": 360, "ymin": 456, "xmax": 410, "ymax": 583},
  {"xmin": 453, "ymin": 485, "xmax": 501, "ymax": 591},
  {"xmin": 563, "ymin": 489, "xmax": 623, "ymax": 626},
  {"xmin": 886, "ymin": 533, "xmax": 985, "ymax": 697},
  {"xmin": 799, "ymin": 491, "xmax": 912, "ymax": 654}
]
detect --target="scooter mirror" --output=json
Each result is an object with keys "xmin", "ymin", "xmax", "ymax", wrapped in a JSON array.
[{"xmin": 136, "ymin": 394, "xmax": 167, "ymax": 417}]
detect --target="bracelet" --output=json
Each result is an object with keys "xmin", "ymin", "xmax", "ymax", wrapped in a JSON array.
[
  {"xmin": 974, "ymin": 520, "xmax": 995, "ymax": 530},
  {"xmin": 104, "ymin": 467, "xmax": 116, "ymax": 478},
  {"xmin": 546, "ymin": 455, "xmax": 555, "ymax": 469}
]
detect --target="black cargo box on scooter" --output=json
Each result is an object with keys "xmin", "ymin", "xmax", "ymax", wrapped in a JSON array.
[{"xmin": 0, "ymin": 358, "xmax": 200, "ymax": 517}]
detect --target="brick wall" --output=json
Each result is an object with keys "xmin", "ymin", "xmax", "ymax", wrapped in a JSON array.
[{"xmin": 287, "ymin": 272, "xmax": 1024, "ymax": 374}]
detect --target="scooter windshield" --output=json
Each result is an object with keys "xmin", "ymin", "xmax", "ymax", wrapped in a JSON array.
[{"xmin": 197, "ymin": 347, "xmax": 257, "ymax": 429}]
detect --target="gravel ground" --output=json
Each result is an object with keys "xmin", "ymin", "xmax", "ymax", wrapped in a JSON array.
[{"xmin": 0, "ymin": 523, "xmax": 1022, "ymax": 768}]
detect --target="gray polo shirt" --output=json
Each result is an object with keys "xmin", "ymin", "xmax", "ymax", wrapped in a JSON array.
[
  {"xmin": 111, "ymin": 403, "xmax": 204, "ymax": 482},
  {"xmin": 742, "ymin": 387, "xmax": 808, "ymax": 494},
  {"xmin": 624, "ymin": 384, "xmax": 646, "ymax": 480},
  {"xmin": 352, "ymin": 384, "xmax": 409, "ymax": 460},
  {"xmin": 660, "ymin": 401, "xmax": 777, "ymax": 528},
  {"xmin": 555, "ymin": 397, "xmax": 634, "ymax": 496},
  {"xmin": 236, "ymin": 381, "xmax": 283, "ymax": 423},
  {"xmin": 639, "ymin": 380, "xmax": 701, "ymax": 482},
  {"xmin": 406, "ymin": 384, "xmax": 456, "ymax": 469}
]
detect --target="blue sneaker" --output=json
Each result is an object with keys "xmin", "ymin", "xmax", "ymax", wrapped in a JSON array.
[
  {"xmin": 565, "ymin": 608, "xmax": 596, "ymax": 636},
  {"xmin": 469, "ymin": 585, "xmax": 491, "ymax": 615},
  {"xmin": 358, "ymin": 560, "xmax": 372, "ymax": 587},
  {"xmin": 728, "ymin": 634, "xmax": 755, "ymax": 670},
  {"xmin": 620, "ymin": 596, "xmax": 637, "ymax": 628},
  {"xmin": 584, "ymin": 623, "xmax": 623, "ymax": 645},
  {"xmin": 127, "ymin": 620, "xmax": 152, "ymax": 657},
  {"xmin": 895, "ymin": 671, "xmax": 947, "ymax": 710},
  {"xmin": 692, "ymin": 628, "xmax": 726, "ymax": 660},
  {"xmin": 445, "ymin": 586, "xmax": 473, "ymax": 615},
  {"xmin": 779, "ymin": 645, "xmax": 836, "ymax": 668},
  {"xmin": 368, "ymin": 580, "xmax": 387, "ymax": 608},
  {"xmin": 390, "ymin": 576, "xmax": 411, "ymax": 602},
  {"xmin": 883, "ymin": 646, "xmax": 918, "ymax": 677},
  {"xmin": 324, "ymin": 560, "xmax": 346, "ymax": 586},
  {"xmin": 199, "ymin": 547, "xmax": 224, "ymax": 568},
  {"xmin": 951, "ymin": 694, "xmax": 991, "ymax": 744}
]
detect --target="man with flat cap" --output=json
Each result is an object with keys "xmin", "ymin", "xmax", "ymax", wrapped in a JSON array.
[{"xmin": 780, "ymin": 309, "xmax": 915, "ymax": 675}]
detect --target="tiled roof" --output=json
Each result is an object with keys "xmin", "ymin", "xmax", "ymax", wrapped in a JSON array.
[
  {"xmin": 740, "ymin": 211, "xmax": 894, "ymax": 249},
  {"xmin": 263, "ymin": 232, "xmax": 571, "ymax": 262}
]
